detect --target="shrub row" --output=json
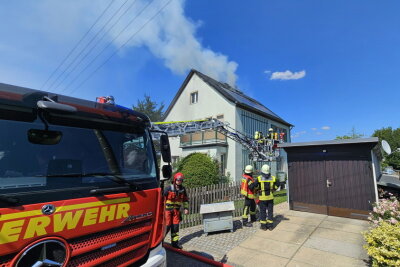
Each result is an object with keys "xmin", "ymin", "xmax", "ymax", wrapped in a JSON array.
[{"xmin": 363, "ymin": 196, "xmax": 400, "ymax": 266}]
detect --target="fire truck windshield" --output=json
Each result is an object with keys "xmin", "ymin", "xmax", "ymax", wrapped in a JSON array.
[{"xmin": 0, "ymin": 119, "xmax": 157, "ymax": 207}]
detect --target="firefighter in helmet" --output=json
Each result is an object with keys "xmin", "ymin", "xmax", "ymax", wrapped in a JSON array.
[
  {"xmin": 254, "ymin": 164, "xmax": 279, "ymax": 230},
  {"xmin": 164, "ymin": 172, "xmax": 189, "ymax": 249},
  {"xmin": 240, "ymin": 165, "xmax": 257, "ymax": 227}
]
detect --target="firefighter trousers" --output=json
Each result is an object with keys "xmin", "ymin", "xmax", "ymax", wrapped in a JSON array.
[
  {"xmin": 242, "ymin": 197, "xmax": 257, "ymax": 222},
  {"xmin": 258, "ymin": 199, "xmax": 274, "ymax": 226},
  {"xmin": 165, "ymin": 209, "xmax": 181, "ymax": 242}
]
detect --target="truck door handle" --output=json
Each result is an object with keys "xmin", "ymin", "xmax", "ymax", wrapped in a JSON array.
[{"xmin": 326, "ymin": 179, "xmax": 332, "ymax": 187}]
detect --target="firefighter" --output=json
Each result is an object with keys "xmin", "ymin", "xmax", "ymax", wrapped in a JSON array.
[
  {"xmin": 240, "ymin": 165, "xmax": 257, "ymax": 227},
  {"xmin": 164, "ymin": 172, "xmax": 189, "ymax": 249},
  {"xmin": 254, "ymin": 164, "xmax": 279, "ymax": 231}
]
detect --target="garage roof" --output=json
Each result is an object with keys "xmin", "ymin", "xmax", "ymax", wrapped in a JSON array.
[{"xmin": 278, "ymin": 137, "xmax": 379, "ymax": 148}]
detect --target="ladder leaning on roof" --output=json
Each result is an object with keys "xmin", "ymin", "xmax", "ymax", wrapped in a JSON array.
[{"xmin": 150, "ymin": 118, "xmax": 284, "ymax": 162}]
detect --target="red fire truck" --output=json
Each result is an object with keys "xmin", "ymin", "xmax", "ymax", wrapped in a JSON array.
[{"xmin": 0, "ymin": 83, "xmax": 172, "ymax": 266}]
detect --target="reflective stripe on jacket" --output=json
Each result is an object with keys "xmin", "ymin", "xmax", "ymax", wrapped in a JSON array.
[
  {"xmin": 164, "ymin": 184, "xmax": 189, "ymax": 209},
  {"xmin": 257, "ymin": 175, "xmax": 278, "ymax": 201},
  {"xmin": 240, "ymin": 174, "xmax": 256, "ymax": 199}
]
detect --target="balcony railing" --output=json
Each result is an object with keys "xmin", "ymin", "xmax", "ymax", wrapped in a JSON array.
[{"xmin": 180, "ymin": 130, "xmax": 227, "ymax": 147}]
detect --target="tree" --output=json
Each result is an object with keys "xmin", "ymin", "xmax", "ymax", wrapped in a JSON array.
[
  {"xmin": 373, "ymin": 127, "xmax": 400, "ymax": 169},
  {"xmin": 373, "ymin": 127, "xmax": 400, "ymax": 151},
  {"xmin": 175, "ymin": 153, "xmax": 220, "ymax": 188},
  {"xmin": 335, "ymin": 127, "xmax": 364, "ymax": 140},
  {"xmin": 132, "ymin": 95, "xmax": 165, "ymax": 122}
]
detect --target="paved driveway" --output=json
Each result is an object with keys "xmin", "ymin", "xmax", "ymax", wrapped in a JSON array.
[{"xmin": 226, "ymin": 210, "xmax": 370, "ymax": 267}]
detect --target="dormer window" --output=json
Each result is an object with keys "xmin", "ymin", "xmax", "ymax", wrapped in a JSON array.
[{"xmin": 190, "ymin": 92, "xmax": 198, "ymax": 104}]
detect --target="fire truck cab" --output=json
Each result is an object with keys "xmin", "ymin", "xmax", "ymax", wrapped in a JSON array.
[{"xmin": 0, "ymin": 83, "xmax": 171, "ymax": 266}]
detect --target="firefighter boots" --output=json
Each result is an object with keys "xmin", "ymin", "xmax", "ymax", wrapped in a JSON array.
[
  {"xmin": 250, "ymin": 215, "xmax": 257, "ymax": 222},
  {"xmin": 260, "ymin": 224, "xmax": 267, "ymax": 231},
  {"xmin": 242, "ymin": 219, "xmax": 253, "ymax": 227},
  {"xmin": 171, "ymin": 241, "xmax": 183, "ymax": 249}
]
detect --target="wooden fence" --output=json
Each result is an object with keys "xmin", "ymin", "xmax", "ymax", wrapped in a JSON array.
[{"xmin": 180, "ymin": 181, "xmax": 244, "ymax": 228}]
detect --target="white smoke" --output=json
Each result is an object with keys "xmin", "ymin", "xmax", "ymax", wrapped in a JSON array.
[{"xmin": 108, "ymin": 0, "xmax": 238, "ymax": 85}]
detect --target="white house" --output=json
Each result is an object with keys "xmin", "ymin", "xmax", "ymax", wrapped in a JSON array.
[{"xmin": 163, "ymin": 70, "xmax": 292, "ymax": 181}]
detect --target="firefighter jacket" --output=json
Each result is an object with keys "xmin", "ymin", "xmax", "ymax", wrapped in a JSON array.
[
  {"xmin": 240, "ymin": 174, "xmax": 257, "ymax": 199},
  {"xmin": 255, "ymin": 174, "xmax": 278, "ymax": 201},
  {"xmin": 164, "ymin": 184, "xmax": 189, "ymax": 210}
]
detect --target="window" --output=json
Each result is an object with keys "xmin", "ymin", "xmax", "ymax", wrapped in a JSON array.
[
  {"xmin": 190, "ymin": 91, "xmax": 198, "ymax": 104},
  {"xmin": 216, "ymin": 114, "xmax": 224, "ymax": 121},
  {"xmin": 0, "ymin": 119, "xmax": 157, "ymax": 207}
]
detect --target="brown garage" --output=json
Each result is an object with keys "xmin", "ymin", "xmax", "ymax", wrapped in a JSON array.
[{"xmin": 279, "ymin": 138, "xmax": 381, "ymax": 220}]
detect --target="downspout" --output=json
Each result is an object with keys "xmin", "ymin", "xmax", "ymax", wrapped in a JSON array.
[{"xmin": 371, "ymin": 150, "xmax": 379, "ymax": 204}]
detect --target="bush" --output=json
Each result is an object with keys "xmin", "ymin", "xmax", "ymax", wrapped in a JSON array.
[
  {"xmin": 386, "ymin": 151, "xmax": 400, "ymax": 170},
  {"xmin": 368, "ymin": 196, "xmax": 400, "ymax": 226},
  {"xmin": 175, "ymin": 153, "xmax": 219, "ymax": 188},
  {"xmin": 363, "ymin": 222, "xmax": 400, "ymax": 266}
]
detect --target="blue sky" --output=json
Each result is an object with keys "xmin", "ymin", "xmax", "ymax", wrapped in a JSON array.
[{"xmin": 0, "ymin": 0, "xmax": 399, "ymax": 142}]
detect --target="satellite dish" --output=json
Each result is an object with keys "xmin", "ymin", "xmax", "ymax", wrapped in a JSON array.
[{"xmin": 382, "ymin": 140, "xmax": 392, "ymax": 155}]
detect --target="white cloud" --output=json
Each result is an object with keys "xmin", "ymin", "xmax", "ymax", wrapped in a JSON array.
[
  {"xmin": 0, "ymin": 0, "xmax": 238, "ymax": 88},
  {"xmin": 264, "ymin": 70, "xmax": 271, "ymax": 74},
  {"xmin": 321, "ymin": 126, "xmax": 330, "ymax": 130},
  {"xmin": 270, "ymin": 70, "xmax": 306, "ymax": 80},
  {"xmin": 311, "ymin": 128, "xmax": 317, "ymax": 131},
  {"xmin": 316, "ymin": 132, "xmax": 323, "ymax": 135},
  {"xmin": 291, "ymin": 130, "xmax": 307, "ymax": 138}
]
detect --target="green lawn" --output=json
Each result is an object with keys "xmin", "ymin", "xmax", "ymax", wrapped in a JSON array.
[
  {"xmin": 274, "ymin": 189, "xmax": 287, "ymax": 205},
  {"xmin": 180, "ymin": 189, "xmax": 287, "ymax": 228},
  {"xmin": 235, "ymin": 189, "xmax": 287, "ymax": 206}
]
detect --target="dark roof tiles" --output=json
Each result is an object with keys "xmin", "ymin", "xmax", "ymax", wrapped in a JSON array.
[{"xmin": 192, "ymin": 70, "xmax": 291, "ymax": 126}]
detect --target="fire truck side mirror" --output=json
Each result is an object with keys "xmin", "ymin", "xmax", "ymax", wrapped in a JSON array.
[
  {"xmin": 28, "ymin": 129, "xmax": 62, "ymax": 145},
  {"xmin": 162, "ymin": 165, "xmax": 172, "ymax": 179},
  {"xmin": 160, "ymin": 134, "xmax": 171, "ymax": 163}
]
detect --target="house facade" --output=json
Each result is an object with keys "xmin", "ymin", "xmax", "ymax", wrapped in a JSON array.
[{"xmin": 163, "ymin": 70, "xmax": 292, "ymax": 181}]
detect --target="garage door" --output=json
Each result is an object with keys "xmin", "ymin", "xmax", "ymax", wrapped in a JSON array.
[{"xmin": 288, "ymin": 146, "xmax": 376, "ymax": 219}]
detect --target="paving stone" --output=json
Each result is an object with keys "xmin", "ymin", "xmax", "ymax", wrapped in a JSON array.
[
  {"xmin": 319, "ymin": 221, "xmax": 369, "ymax": 234},
  {"xmin": 310, "ymin": 227, "xmax": 365, "ymax": 245},
  {"xmin": 303, "ymin": 236, "xmax": 368, "ymax": 260},
  {"xmin": 286, "ymin": 260, "xmax": 316, "ymax": 267},
  {"xmin": 226, "ymin": 246, "xmax": 254, "ymax": 266},
  {"xmin": 246, "ymin": 251, "xmax": 290, "ymax": 267},
  {"xmin": 239, "ymin": 236, "xmax": 300, "ymax": 259},
  {"xmin": 285, "ymin": 210, "xmax": 328, "ymax": 219},
  {"xmin": 324, "ymin": 216, "xmax": 370, "ymax": 227},
  {"xmin": 165, "ymin": 203, "xmax": 370, "ymax": 266},
  {"xmin": 291, "ymin": 247, "xmax": 369, "ymax": 267},
  {"xmin": 279, "ymin": 215, "xmax": 324, "ymax": 227},
  {"xmin": 274, "ymin": 221, "xmax": 317, "ymax": 234},
  {"xmin": 256, "ymin": 228, "xmax": 311, "ymax": 245}
]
